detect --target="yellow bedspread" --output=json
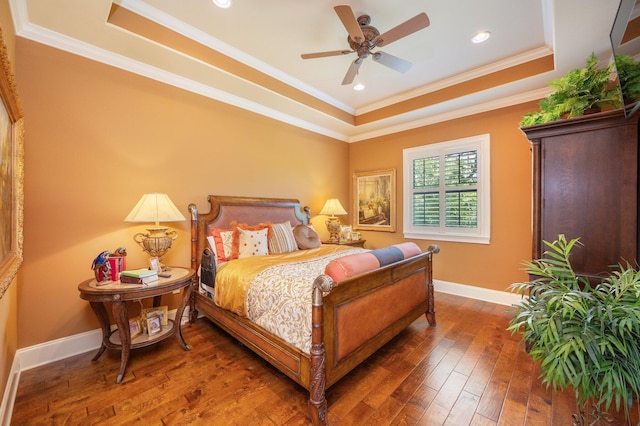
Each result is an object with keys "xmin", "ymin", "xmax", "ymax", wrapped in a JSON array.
[
  {"xmin": 215, "ymin": 245, "xmax": 358, "ymax": 315},
  {"xmin": 212, "ymin": 244, "xmax": 366, "ymax": 352}
]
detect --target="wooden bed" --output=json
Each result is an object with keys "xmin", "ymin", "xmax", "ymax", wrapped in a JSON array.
[{"xmin": 188, "ymin": 195, "xmax": 439, "ymax": 425}]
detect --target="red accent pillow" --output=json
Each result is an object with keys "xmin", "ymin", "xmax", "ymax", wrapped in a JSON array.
[
  {"xmin": 210, "ymin": 228, "xmax": 233, "ymax": 264},
  {"xmin": 324, "ymin": 252, "xmax": 380, "ymax": 282}
]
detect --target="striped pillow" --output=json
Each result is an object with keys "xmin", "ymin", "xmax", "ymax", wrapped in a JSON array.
[{"xmin": 268, "ymin": 222, "xmax": 299, "ymax": 254}]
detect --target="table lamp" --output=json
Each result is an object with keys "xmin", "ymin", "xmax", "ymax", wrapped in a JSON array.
[
  {"xmin": 124, "ymin": 193, "xmax": 186, "ymax": 264},
  {"xmin": 319, "ymin": 198, "xmax": 347, "ymax": 242}
]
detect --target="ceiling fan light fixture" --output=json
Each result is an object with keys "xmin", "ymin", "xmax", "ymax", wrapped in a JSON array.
[
  {"xmin": 213, "ymin": 0, "xmax": 231, "ymax": 9},
  {"xmin": 300, "ymin": 6, "xmax": 430, "ymax": 86},
  {"xmin": 472, "ymin": 31, "xmax": 491, "ymax": 44},
  {"xmin": 353, "ymin": 82, "xmax": 366, "ymax": 91}
]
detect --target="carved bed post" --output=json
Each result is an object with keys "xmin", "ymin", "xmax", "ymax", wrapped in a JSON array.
[
  {"xmin": 309, "ymin": 275, "xmax": 333, "ymax": 426},
  {"xmin": 188, "ymin": 203, "xmax": 199, "ymax": 324},
  {"xmin": 425, "ymin": 244, "xmax": 440, "ymax": 326}
]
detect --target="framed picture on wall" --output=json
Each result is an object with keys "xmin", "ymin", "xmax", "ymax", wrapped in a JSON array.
[
  {"xmin": 0, "ymin": 28, "xmax": 25, "ymax": 300},
  {"xmin": 353, "ymin": 168, "xmax": 396, "ymax": 232}
]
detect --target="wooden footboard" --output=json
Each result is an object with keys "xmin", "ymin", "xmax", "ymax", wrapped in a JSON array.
[
  {"xmin": 308, "ymin": 246, "xmax": 438, "ymax": 424},
  {"xmin": 188, "ymin": 195, "xmax": 438, "ymax": 425}
]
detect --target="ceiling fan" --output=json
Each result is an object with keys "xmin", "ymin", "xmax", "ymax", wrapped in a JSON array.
[{"xmin": 301, "ymin": 5, "xmax": 430, "ymax": 85}]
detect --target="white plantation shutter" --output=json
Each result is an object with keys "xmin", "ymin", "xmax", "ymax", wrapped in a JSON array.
[{"xmin": 404, "ymin": 135, "xmax": 490, "ymax": 244}]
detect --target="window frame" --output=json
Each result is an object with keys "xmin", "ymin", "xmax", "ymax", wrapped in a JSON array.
[{"xmin": 403, "ymin": 134, "xmax": 491, "ymax": 244}]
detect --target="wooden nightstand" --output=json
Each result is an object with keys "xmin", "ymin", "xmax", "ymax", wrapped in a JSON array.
[
  {"xmin": 322, "ymin": 239, "xmax": 366, "ymax": 248},
  {"xmin": 78, "ymin": 267, "xmax": 195, "ymax": 383}
]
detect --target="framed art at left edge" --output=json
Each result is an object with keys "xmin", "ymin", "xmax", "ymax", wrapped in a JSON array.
[{"xmin": 0, "ymin": 27, "xmax": 25, "ymax": 299}]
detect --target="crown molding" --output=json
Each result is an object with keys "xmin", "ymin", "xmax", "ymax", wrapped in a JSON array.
[
  {"xmin": 10, "ymin": 0, "xmax": 551, "ymax": 143},
  {"xmin": 349, "ymin": 87, "xmax": 551, "ymax": 142},
  {"xmin": 115, "ymin": 0, "xmax": 355, "ymax": 115},
  {"xmin": 356, "ymin": 46, "xmax": 553, "ymax": 116}
]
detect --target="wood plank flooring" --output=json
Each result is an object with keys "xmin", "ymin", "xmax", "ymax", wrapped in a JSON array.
[{"xmin": 11, "ymin": 292, "xmax": 639, "ymax": 425}]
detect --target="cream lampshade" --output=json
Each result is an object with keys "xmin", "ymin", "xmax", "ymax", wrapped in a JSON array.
[
  {"xmin": 124, "ymin": 193, "xmax": 186, "ymax": 264},
  {"xmin": 319, "ymin": 198, "xmax": 347, "ymax": 242}
]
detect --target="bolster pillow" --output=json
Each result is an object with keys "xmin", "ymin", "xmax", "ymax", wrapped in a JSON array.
[{"xmin": 324, "ymin": 242, "xmax": 422, "ymax": 282}]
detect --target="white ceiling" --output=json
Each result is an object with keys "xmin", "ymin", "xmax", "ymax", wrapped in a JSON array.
[{"xmin": 9, "ymin": 0, "xmax": 622, "ymax": 141}]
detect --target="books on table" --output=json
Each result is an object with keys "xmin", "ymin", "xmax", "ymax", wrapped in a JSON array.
[{"xmin": 119, "ymin": 268, "xmax": 158, "ymax": 285}]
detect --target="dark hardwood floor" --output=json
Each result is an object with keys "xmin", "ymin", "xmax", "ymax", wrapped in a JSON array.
[{"xmin": 11, "ymin": 292, "xmax": 639, "ymax": 425}]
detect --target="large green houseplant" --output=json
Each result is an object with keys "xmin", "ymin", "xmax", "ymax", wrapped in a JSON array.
[
  {"xmin": 520, "ymin": 53, "xmax": 623, "ymax": 127},
  {"xmin": 508, "ymin": 235, "xmax": 640, "ymax": 425}
]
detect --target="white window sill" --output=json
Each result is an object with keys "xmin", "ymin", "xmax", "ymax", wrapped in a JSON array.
[{"xmin": 403, "ymin": 232, "xmax": 490, "ymax": 244}]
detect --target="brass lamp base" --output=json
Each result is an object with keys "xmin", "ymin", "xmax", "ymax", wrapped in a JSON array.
[
  {"xmin": 325, "ymin": 217, "xmax": 341, "ymax": 242},
  {"xmin": 133, "ymin": 226, "xmax": 178, "ymax": 262}
]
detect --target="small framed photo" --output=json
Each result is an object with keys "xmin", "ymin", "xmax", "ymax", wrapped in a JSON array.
[
  {"xmin": 143, "ymin": 305, "xmax": 169, "ymax": 326},
  {"xmin": 352, "ymin": 232, "xmax": 361, "ymax": 241},
  {"xmin": 340, "ymin": 225, "xmax": 352, "ymax": 242},
  {"xmin": 149, "ymin": 257, "xmax": 161, "ymax": 272},
  {"xmin": 129, "ymin": 318, "xmax": 142, "ymax": 339},
  {"xmin": 146, "ymin": 315, "xmax": 162, "ymax": 336}
]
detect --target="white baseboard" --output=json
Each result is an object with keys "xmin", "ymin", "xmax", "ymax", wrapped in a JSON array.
[
  {"xmin": 434, "ymin": 279, "xmax": 523, "ymax": 306},
  {"xmin": 0, "ymin": 356, "xmax": 20, "ymax": 426},
  {"xmin": 17, "ymin": 328, "xmax": 103, "ymax": 372},
  {"xmin": 16, "ymin": 307, "xmax": 188, "ymax": 371}
]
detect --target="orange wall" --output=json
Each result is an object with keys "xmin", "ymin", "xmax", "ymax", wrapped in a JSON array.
[
  {"xmin": 349, "ymin": 103, "xmax": 537, "ymax": 292},
  {"xmin": 15, "ymin": 39, "xmax": 349, "ymax": 348},
  {"xmin": 0, "ymin": 0, "xmax": 18, "ymax": 406}
]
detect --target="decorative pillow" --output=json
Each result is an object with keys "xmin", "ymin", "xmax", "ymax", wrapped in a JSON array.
[
  {"xmin": 324, "ymin": 242, "xmax": 422, "ymax": 282},
  {"xmin": 268, "ymin": 222, "xmax": 299, "ymax": 254},
  {"xmin": 293, "ymin": 224, "xmax": 320, "ymax": 249},
  {"xmin": 236, "ymin": 227, "xmax": 269, "ymax": 258},
  {"xmin": 231, "ymin": 222, "xmax": 271, "ymax": 259},
  {"xmin": 210, "ymin": 228, "xmax": 234, "ymax": 264}
]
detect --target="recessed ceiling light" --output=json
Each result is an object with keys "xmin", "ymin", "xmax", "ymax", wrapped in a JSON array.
[
  {"xmin": 472, "ymin": 31, "xmax": 491, "ymax": 44},
  {"xmin": 213, "ymin": 0, "xmax": 231, "ymax": 8},
  {"xmin": 353, "ymin": 82, "xmax": 365, "ymax": 91}
]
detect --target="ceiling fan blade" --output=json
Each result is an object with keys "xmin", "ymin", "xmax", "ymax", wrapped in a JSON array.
[
  {"xmin": 301, "ymin": 50, "xmax": 353, "ymax": 59},
  {"xmin": 341, "ymin": 59, "xmax": 362, "ymax": 85},
  {"xmin": 373, "ymin": 13, "xmax": 430, "ymax": 47},
  {"xmin": 373, "ymin": 52, "xmax": 412, "ymax": 73},
  {"xmin": 334, "ymin": 5, "xmax": 365, "ymax": 43}
]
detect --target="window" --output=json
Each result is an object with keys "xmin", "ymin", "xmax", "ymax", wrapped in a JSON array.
[{"xmin": 403, "ymin": 134, "xmax": 490, "ymax": 244}]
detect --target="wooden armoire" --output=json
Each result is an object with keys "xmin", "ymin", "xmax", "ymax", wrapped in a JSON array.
[{"xmin": 521, "ymin": 108, "xmax": 640, "ymax": 279}]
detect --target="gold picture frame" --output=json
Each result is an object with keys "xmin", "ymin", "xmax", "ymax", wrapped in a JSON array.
[
  {"xmin": 148, "ymin": 256, "xmax": 161, "ymax": 272},
  {"xmin": 143, "ymin": 305, "xmax": 169, "ymax": 326},
  {"xmin": 0, "ymin": 28, "xmax": 25, "ymax": 299},
  {"xmin": 129, "ymin": 318, "xmax": 142, "ymax": 340},
  {"xmin": 146, "ymin": 315, "xmax": 162, "ymax": 336},
  {"xmin": 353, "ymin": 169, "xmax": 396, "ymax": 232}
]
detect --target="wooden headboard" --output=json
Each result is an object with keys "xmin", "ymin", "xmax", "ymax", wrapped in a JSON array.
[{"xmin": 188, "ymin": 195, "xmax": 311, "ymax": 271}]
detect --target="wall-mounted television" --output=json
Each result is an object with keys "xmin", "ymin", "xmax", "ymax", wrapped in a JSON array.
[{"xmin": 611, "ymin": 0, "xmax": 640, "ymax": 118}]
